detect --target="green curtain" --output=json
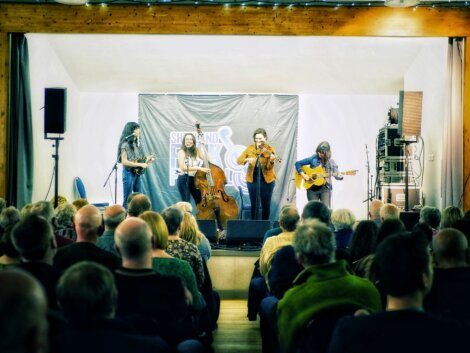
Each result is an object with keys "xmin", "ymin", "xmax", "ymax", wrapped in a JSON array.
[{"xmin": 8, "ymin": 33, "xmax": 33, "ymax": 209}]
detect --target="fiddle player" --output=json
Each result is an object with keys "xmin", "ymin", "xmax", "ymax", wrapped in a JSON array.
[
  {"xmin": 177, "ymin": 133, "xmax": 210, "ymax": 204},
  {"xmin": 295, "ymin": 141, "xmax": 342, "ymax": 208},
  {"xmin": 237, "ymin": 128, "xmax": 277, "ymax": 220}
]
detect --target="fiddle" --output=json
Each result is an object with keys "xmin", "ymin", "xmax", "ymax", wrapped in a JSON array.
[{"xmin": 256, "ymin": 143, "xmax": 282, "ymax": 163}]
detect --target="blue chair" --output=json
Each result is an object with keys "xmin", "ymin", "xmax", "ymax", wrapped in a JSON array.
[{"xmin": 74, "ymin": 177, "xmax": 109, "ymax": 208}]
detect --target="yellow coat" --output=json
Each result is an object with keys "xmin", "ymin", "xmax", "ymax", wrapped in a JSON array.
[{"xmin": 237, "ymin": 144, "xmax": 276, "ymax": 183}]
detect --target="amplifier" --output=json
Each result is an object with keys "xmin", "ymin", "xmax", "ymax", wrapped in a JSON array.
[
  {"xmin": 378, "ymin": 125, "xmax": 403, "ymax": 158},
  {"xmin": 379, "ymin": 157, "xmax": 405, "ymax": 173},
  {"xmin": 381, "ymin": 184, "xmax": 421, "ymax": 210}
]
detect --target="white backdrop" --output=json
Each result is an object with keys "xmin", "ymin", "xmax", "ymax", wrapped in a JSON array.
[{"xmin": 26, "ymin": 35, "xmax": 447, "ymax": 220}]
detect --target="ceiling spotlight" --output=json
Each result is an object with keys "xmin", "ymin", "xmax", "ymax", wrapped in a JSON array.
[
  {"xmin": 55, "ymin": 0, "xmax": 88, "ymax": 4},
  {"xmin": 384, "ymin": 0, "xmax": 420, "ymax": 7}
]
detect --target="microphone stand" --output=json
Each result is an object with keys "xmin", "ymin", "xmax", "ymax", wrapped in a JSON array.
[
  {"xmin": 254, "ymin": 150, "xmax": 262, "ymax": 220},
  {"xmin": 103, "ymin": 161, "xmax": 118, "ymax": 204},
  {"xmin": 362, "ymin": 144, "xmax": 373, "ymax": 218},
  {"xmin": 185, "ymin": 153, "xmax": 190, "ymax": 202}
]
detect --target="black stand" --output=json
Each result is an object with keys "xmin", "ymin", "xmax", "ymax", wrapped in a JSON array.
[
  {"xmin": 186, "ymin": 156, "xmax": 190, "ymax": 202},
  {"xmin": 363, "ymin": 144, "xmax": 374, "ymax": 218},
  {"xmin": 103, "ymin": 162, "xmax": 118, "ymax": 204},
  {"xmin": 45, "ymin": 135, "xmax": 63, "ymax": 209}
]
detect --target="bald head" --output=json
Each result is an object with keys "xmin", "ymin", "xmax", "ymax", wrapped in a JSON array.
[
  {"xmin": 74, "ymin": 204, "xmax": 102, "ymax": 242},
  {"xmin": 369, "ymin": 199, "xmax": 384, "ymax": 221},
  {"xmin": 432, "ymin": 228, "xmax": 468, "ymax": 268},
  {"xmin": 0, "ymin": 270, "xmax": 47, "ymax": 353},
  {"xmin": 115, "ymin": 218, "xmax": 152, "ymax": 264},
  {"xmin": 103, "ymin": 205, "xmax": 126, "ymax": 230}
]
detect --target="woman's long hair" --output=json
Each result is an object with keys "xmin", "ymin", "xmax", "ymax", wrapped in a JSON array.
[
  {"xmin": 180, "ymin": 133, "xmax": 198, "ymax": 159},
  {"xmin": 316, "ymin": 141, "xmax": 331, "ymax": 163},
  {"xmin": 117, "ymin": 122, "xmax": 140, "ymax": 162}
]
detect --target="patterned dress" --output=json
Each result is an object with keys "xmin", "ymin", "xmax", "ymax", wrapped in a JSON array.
[{"xmin": 166, "ymin": 238, "xmax": 205, "ymax": 288}]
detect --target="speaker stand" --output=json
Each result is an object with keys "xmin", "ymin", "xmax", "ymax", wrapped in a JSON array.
[
  {"xmin": 103, "ymin": 161, "xmax": 118, "ymax": 204},
  {"xmin": 45, "ymin": 134, "xmax": 63, "ymax": 209}
]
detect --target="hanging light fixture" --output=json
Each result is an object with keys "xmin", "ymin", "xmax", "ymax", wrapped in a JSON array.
[
  {"xmin": 55, "ymin": 0, "xmax": 88, "ymax": 4},
  {"xmin": 384, "ymin": 0, "xmax": 420, "ymax": 7}
]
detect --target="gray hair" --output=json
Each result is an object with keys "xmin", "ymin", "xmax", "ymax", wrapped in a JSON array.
[
  {"xmin": 419, "ymin": 206, "xmax": 441, "ymax": 229},
  {"xmin": 55, "ymin": 203, "xmax": 76, "ymax": 229},
  {"xmin": 331, "ymin": 208, "xmax": 356, "ymax": 230},
  {"xmin": 30, "ymin": 201, "xmax": 55, "ymax": 224},
  {"xmin": 294, "ymin": 219, "xmax": 336, "ymax": 266}
]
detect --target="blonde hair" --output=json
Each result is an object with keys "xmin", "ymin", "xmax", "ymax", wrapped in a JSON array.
[
  {"xmin": 139, "ymin": 211, "xmax": 169, "ymax": 249},
  {"xmin": 175, "ymin": 202, "xmax": 193, "ymax": 213},
  {"xmin": 331, "ymin": 208, "xmax": 356, "ymax": 230},
  {"xmin": 179, "ymin": 212, "xmax": 203, "ymax": 246}
]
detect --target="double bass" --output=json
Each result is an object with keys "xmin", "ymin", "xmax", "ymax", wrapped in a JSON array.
[{"xmin": 194, "ymin": 121, "xmax": 238, "ymax": 230}]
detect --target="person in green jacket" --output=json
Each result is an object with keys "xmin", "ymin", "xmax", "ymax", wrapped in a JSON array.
[{"xmin": 277, "ymin": 219, "xmax": 382, "ymax": 353}]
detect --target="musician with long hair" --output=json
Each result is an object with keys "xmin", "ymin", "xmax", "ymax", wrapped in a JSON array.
[
  {"xmin": 295, "ymin": 141, "xmax": 342, "ymax": 207},
  {"xmin": 177, "ymin": 133, "xmax": 210, "ymax": 204},
  {"xmin": 237, "ymin": 128, "xmax": 277, "ymax": 220},
  {"xmin": 117, "ymin": 122, "xmax": 147, "ymax": 208}
]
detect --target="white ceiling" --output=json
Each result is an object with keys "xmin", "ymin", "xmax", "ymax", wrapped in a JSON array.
[{"xmin": 39, "ymin": 34, "xmax": 446, "ymax": 94}]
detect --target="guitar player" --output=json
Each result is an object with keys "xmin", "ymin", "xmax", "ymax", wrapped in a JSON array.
[
  {"xmin": 117, "ymin": 122, "xmax": 151, "ymax": 209},
  {"xmin": 294, "ymin": 141, "xmax": 343, "ymax": 208}
]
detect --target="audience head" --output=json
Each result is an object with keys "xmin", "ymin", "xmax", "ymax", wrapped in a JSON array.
[
  {"xmin": 179, "ymin": 212, "xmax": 202, "ymax": 245},
  {"xmin": 376, "ymin": 219, "xmax": 406, "ymax": 246},
  {"xmin": 139, "ymin": 211, "xmax": 169, "ymax": 250},
  {"xmin": 126, "ymin": 192, "xmax": 140, "ymax": 209},
  {"xmin": 161, "ymin": 206, "xmax": 184, "ymax": 235},
  {"xmin": 301, "ymin": 201, "xmax": 331, "ymax": 225},
  {"xmin": 293, "ymin": 219, "xmax": 336, "ymax": 267},
  {"xmin": 54, "ymin": 203, "xmax": 76, "ymax": 230},
  {"xmin": 103, "ymin": 204, "xmax": 126, "ymax": 231},
  {"xmin": 0, "ymin": 197, "xmax": 6, "ymax": 214},
  {"xmin": 73, "ymin": 204, "xmax": 102, "ymax": 242},
  {"xmin": 412, "ymin": 222, "xmax": 433, "ymax": 245},
  {"xmin": 72, "ymin": 198, "xmax": 89, "ymax": 211},
  {"xmin": 50, "ymin": 195, "xmax": 68, "ymax": 207},
  {"xmin": 0, "ymin": 270, "xmax": 48, "ymax": 353},
  {"xmin": 127, "ymin": 193, "xmax": 152, "ymax": 217},
  {"xmin": 419, "ymin": 206, "xmax": 441, "ymax": 229},
  {"xmin": 0, "ymin": 207, "xmax": 21, "ymax": 260},
  {"xmin": 279, "ymin": 205, "xmax": 300, "ymax": 232},
  {"xmin": 115, "ymin": 217, "xmax": 152, "ymax": 264},
  {"xmin": 441, "ymin": 206, "xmax": 464, "ymax": 229},
  {"xmin": 374, "ymin": 232, "xmax": 432, "ymax": 299},
  {"xmin": 369, "ymin": 199, "xmax": 384, "ymax": 221},
  {"xmin": 432, "ymin": 228, "xmax": 468, "ymax": 268},
  {"xmin": 331, "ymin": 208, "xmax": 356, "ymax": 231},
  {"xmin": 349, "ymin": 220, "xmax": 378, "ymax": 262},
  {"xmin": 11, "ymin": 215, "xmax": 54, "ymax": 262},
  {"xmin": 30, "ymin": 201, "xmax": 55, "ymax": 224},
  {"xmin": 0, "ymin": 206, "xmax": 21, "ymax": 230},
  {"xmin": 380, "ymin": 203, "xmax": 400, "ymax": 221},
  {"xmin": 20, "ymin": 203, "xmax": 34, "ymax": 218},
  {"xmin": 175, "ymin": 201, "xmax": 193, "ymax": 213},
  {"xmin": 57, "ymin": 261, "xmax": 117, "ymax": 325}
]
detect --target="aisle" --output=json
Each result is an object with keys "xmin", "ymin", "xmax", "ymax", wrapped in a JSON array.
[{"xmin": 212, "ymin": 299, "xmax": 262, "ymax": 353}]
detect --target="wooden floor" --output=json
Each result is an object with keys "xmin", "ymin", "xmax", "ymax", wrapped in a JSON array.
[{"xmin": 212, "ymin": 299, "xmax": 261, "ymax": 353}]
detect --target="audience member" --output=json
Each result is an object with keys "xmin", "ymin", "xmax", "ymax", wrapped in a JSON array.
[
  {"xmin": 301, "ymin": 200, "xmax": 331, "ymax": 225},
  {"xmin": 140, "ymin": 211, "xmax": 204, "ymax": 312},
  {"xmin": 328, "ymin": 233, "xmax": 463, "ymax": 353},
  {"xmin": 266, "ymin": 245, "xmax": 303, "ymax": 300},
  {"xmin": 127, "ymin": 193, "xmax": 152, "ymax": 217},
  {"xmin": 262, "ymin": 204, "xmax": 295, "ymax": 244},
  {"xmin": 368, "ymin": 199, "xmax": 383, "ymax": 225},
  {"xmin": 441, "ymin": 205, "xmax": 464, "ymax": 229},
  {"xmin": 379, "ymin": 203, "xmax": 400, "ymax": 221},
  {"xmin": 331, "ymin": 208, "xmax": 356, "ymax": 249},
  {"xmin": 349, "ymin": 220, "xmax": 378, "ymax": 277},
  {"xmin": 11, "ymin": 215, "xmax": 60, "ymax": 309},
  {"xmin": 54, "ymin": 203, "xmax": 77, "ymax": 240},
  {"xmin": 419, "ymin": 206, "xmax": 441, "ymax": 235},
  {"xmin": 72, "ymin": 198, "xmax": 88, "ymax": 211},
  {"xmin": 0, "ymin": 269, "xmax": 48, "ymax": 353},
  {"xmin": 31, "ymin": 201, "xmax": 73, "ymax": 247},
  {"xmin": 175, "ymin": 201, "xmax": 193, "ymax": 213},
  {"xmin": 0, "ymin": 197, "xmax": 6, "ymax": 214},
  {"xmin": 113, "ymin": 217, "xmax": 198, "ymax": 347},
  {"xmin": 97, "ymin": 204, "xmax": 126, "ymax": 256},
  {"xmin": 50, "ymin": 195, "xmax": 68, "ymax": 207},
  {"xmin": 53, "ymin": 261, "xmax": 170, "ymax": 353},
  {"xmin": 424, "ymin": 228, "xmax": 470, "ymax": 326},
  {"xmin": 53, "ymin": 205, "xmax": 120, "ymax": 271},
  {"xmin": 0, "ymin": 206, "xmax": 21, "ymax": 267},
  {"xmin": 276, "ymin": 220, "xmax": 381, "ymax": 353},
  {"xmin": 162, "ymin": 206, "xmax": 205, "ymax": 288},
  {"xmin": 179, "ymin": 212, "xmax": 212, "ymax": 262},
  {"xmin": 20, "ymin": 203, "xmax": 33, "ymax": 218}
]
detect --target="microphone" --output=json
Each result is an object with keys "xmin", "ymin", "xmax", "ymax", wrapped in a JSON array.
[{"xmin": 124, "ymin": 133, "xmax": 135, "ymax": 140}]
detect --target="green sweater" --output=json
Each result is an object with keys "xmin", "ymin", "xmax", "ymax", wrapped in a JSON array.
[
  {"xmin": 277, "ymin": 260, "xmax": 382, "ymax": 352},
  {"xmin": 152, "ymin": 257, "xmax": 204, "ymax": 311}
]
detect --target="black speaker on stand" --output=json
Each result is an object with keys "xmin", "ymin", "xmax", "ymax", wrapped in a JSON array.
[{"xmin": 44, "ymin": 88, "xmax": 67, "ymax": 208}]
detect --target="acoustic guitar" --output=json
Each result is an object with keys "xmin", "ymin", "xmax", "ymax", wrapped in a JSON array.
[
  {"xmin": 132, "ymin": 154, "xmax": 156, "ymax": 176},
  {"xmin": 295, "ymin": 165, "xmax": 358, "ymax": 190}
]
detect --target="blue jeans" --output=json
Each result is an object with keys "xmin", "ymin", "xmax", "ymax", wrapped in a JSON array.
[{"xmin": 122, "ymin": 168, "xmax": 142, "ymax": 209}]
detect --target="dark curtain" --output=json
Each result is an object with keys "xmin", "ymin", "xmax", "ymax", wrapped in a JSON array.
[{"xmin": 8, "ymin": 33, "xmax": 33, "ymax": 209}]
